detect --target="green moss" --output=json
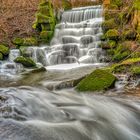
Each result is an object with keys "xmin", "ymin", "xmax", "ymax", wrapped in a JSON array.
[
  {"xmin": 105, "ymin": 29, "xmax": 119, "ymax": 40},
  {"xmin": 108, "ymin": 4, "xmax": 119, "ymax": 9},
  {"xmin": 14, "ymin": 56, "xmax": 36, "ymax": 68},
  {"xmin": 76, "ymin": 69, "xmax": 116, "ymax": 91},
  {"xmin": 134, "ymin": 0, "xmax": 140, "ymax": 10},
  {"xmin": 122, "ymin": 29, "xmax": 137, "ymax": 40},
  {"xmin": 113, "ymin": 65, "xmax": 128, "ymax": 73},
  {"xmin": 0, "ymin": 44, "xmax": 9, "ymax": 55},
  {"xmin": 100, "ymin": 40, "xmax": 116, "ymax": 49},
  {"xmin": 113, "ymin": 51, "xmax": 130, "ymax": 61},
  {"xmin": 38, "ymin": 5, "xmax": 50, "ymax": 15},
  {"xmin": 112, "ymin": 43, "xmax": 131, "ymax": 61},
  {"xmin": 32, "ymin": 0, "xmax": 56, "ymax": 44},
  {"xmin": 0, "ymin": 53, "xmax": 3, "ymax": 60},
  {"xmin": 12, "ymin": 38, "xmax": 24, "ymax": 46},
  {"xmin": 121, "ymin": 58, "xmax": 140, "ymax": 65},
  {"xmin": 104, "ymin": 11, "xmax": 118, "ymax": 20},
  {"xmin": 131, "ymin": 66, "xmax": 140, "ymax": 75},
  {"xmin": 62, "ymin": 0, "xmax": 72, "ymax": 10},
  {"xmin": 111, "ymin": 0, "xmax": 123, "ymax": 8},
  {"xmin": 36, "ymin": 13, "xmax": 53, "ymax": 24},
  {"xmin": 40, "ymin": 31, "xmax": 53, "ymax": 43},
  {"xmin": 23, "ymin": 37, "xmax": 38, "ymax": 46},
  {"xmin": 102, "ymin": 19, "xmax": 118, "ymax": 32},
  {"xmin": 131, "ymin": 52, "xmax": 140, "ymax": 58}
]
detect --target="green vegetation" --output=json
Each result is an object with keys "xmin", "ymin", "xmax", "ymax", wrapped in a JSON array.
[
  {"xmin": 76, "ymin": 69, "xmax": 116, "ymax": 91},
  {"xmin": 122, "ymin": 29, "xmax": 137, "ymax": 40},
  {"xmin": 33, "ymin": 0, "xmax": 56, "ymax": 43},
  {"xmin": 105, "ymin": 29, "xmax": 119, "ymax": 40},
  {"xmin": 0, "ymin": 53, "xmax": 3, "ymax": 60},
  {"xmin": 62, "ymin": 0, "xmax": 72, "ymax": 10},
  {"xmin": 131, "ymin": 66, "xmax": 140, "ymax": 75},
  {"xmin": 102, "ymin": 19, "xmax": 117, "ymax": 32},
  {"xmin": 23, "ymin": 37, "xmax": 38, "ymax": 46},
  {"xmin": 14, "ymin": 56, "xmax": 36, "ymax": 68},
  {"xmin": 0, "ymin": 44, "xmax": 9, "ymax": 56},
  {"xmin": 12, "ymin": 38, "xmax": 24, "ymax": 47}
]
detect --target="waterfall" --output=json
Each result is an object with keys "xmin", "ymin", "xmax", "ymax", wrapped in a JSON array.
[
  {"xmin": 47, "ymin": 5, "xmax": 105, "ymax": 65},
  {"xmin": 4, "ymin": 5, "xmax": 104, "ymax": 68}
]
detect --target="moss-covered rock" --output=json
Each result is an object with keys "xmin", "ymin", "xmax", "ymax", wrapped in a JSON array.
[
  {"xmin": 112, "ymin": 42, "xmax": 131, "ymax": 61},
  {"xmin": 76, "ymin": 69, "xmax": 116, "ymax": 91},
  {"xmin": 0, "ymin": 53, "xmax": 3, "ymax": 60},
  {"xmin": 12, "ymin": 38, "xmax": 24, "ymax": 46},
  {"xmin": 0, "ymin": 44, "xmax": 9, "ymax": 56},
  {"xmin": 35, "ymin": 13, "xmax": 53, "ymax": 24},
  {"xmin": 122, "ymin": 29, "xmax": 137, "ymax": 40},
  {"xmin": 105, "ymin": 29, "xmax": 119, "ymax": 40},
  {"xmin": 40, "ymin": 31, "xmax": 53, "ymax": 42},
  {"xmin": 101, "ymin": 40, "xmax": 116, "ymax": 49},
  {"xmin": 32, "ymin": 0, "xmax": 56, "ymax": 44},
  {"xmin": 23, "ymin": 37, "xmax": 38, "ymax": 46},
  {"xmin": 14, "ymin": 56, "xmax": 36, "ymax": 68},
  {"xmin": 102, "ymin": 19, "xmax": 118, "ymax": 32}
]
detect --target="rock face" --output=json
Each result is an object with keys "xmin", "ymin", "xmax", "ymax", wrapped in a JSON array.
[{"xmin": 76, "ymin": 69, "xmax": 116, "ymax": 91}]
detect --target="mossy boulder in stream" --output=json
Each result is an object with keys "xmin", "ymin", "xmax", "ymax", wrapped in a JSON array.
[
  {"xmin": 76, "ymin": 69, "xmax": 116, "ymax": 91},
  {"xmin": 14, "ymin": 56, "xmax": 36, "ymax": 68},
  {"xmin": 0, "ymin": 45, "xmax": 9, "ymax": 56}
]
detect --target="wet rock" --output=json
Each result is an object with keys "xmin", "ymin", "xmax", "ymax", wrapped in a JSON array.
[
  {"xmin": 0, "ymin": 45, "xmax": 9, "ymax": 56},
  {"xmin": 76, "ymin": 69, "xmax": 116, "ymax": 91},
  {"xmin": 14, "ymin": 56, "xmax": 36, "ymax": 68},
  {"xmin": 80, "ymin": 35, "xmax": 94, "ymax": 45}
]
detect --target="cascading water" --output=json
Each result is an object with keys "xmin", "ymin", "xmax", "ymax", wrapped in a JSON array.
[
  {"xmin": 0, "ymin": 87, "xmax": 140, "ymax": 140},
  {"xmin": 0, "ymin": 5, "xmax": 140, "ymax": 140},
  {"xmin": 0, "ymin": 5, "xmax": 105, "ymax": 69},
  {"xmin": 47, "ymin": 5, "xmax": 105, "ymax": 65}
]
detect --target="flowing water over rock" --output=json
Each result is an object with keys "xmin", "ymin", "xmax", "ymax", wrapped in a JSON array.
[
  {"xmin": 48, "ymin": 5, "xmax": 105, "ymax": 65},
  {"xmin": 0, "ymin": 5, "xmax": 140, "ymax": 140},
  {"xmin": 0, "ymin": 87, "xmax": 140, "ymax": 140}
]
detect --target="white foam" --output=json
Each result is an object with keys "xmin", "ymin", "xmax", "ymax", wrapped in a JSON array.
[{"xmin": 46, "ymin": 63, "xmax": 106, "ymax": 71}]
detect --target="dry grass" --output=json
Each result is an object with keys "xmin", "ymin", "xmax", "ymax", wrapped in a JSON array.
[{"xmin": 0, "ymin": 0, "xmax": 40, "ymax": 46}]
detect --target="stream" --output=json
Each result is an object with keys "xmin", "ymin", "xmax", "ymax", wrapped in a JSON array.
[{"xmin": 0, "ymin": 5, "xmax": 140, "ymax": 140}]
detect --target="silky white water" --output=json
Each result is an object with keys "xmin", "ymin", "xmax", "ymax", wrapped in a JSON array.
[{"xmin": 0, "ymin": 5, "xmax": 140, "ymax": 140}]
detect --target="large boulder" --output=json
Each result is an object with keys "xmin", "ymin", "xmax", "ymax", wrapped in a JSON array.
[
  {"xmin": 76, "ymin": 69, "xmax": 116, "ymax": 91},
  {"xmin": 14, "ymin": 56, "xmax": 36, "ymax": 68}
]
